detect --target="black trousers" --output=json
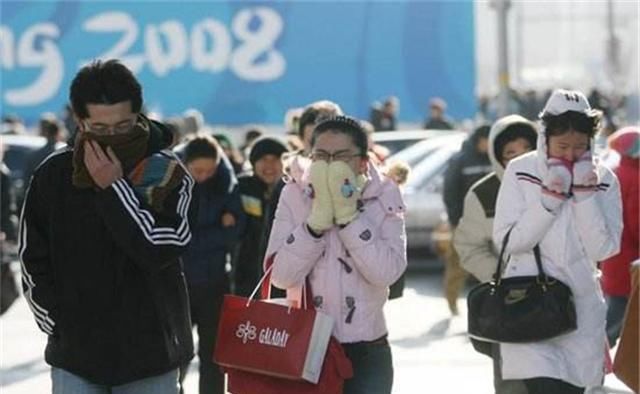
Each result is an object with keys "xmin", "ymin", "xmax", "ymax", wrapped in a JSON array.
[
  {"xmin": 180, "ymin": 282, "xmax": 227, "ymax": 394},
  {"xmin": 522, "ymin": 377, "xmax": 584, "ymax": 394}
]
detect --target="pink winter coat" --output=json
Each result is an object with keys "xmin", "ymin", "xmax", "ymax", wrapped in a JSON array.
[{"xmin": 264, "ymin": 157, "xmax": 407, "ymax": 343}]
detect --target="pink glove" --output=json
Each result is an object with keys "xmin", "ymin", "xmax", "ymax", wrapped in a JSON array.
[
  {"xmin": 541, "ymin": 158, "xmax": 572, "ymax": 213},
  {"xmin": 572, "ymin": 151, "xmax": 599, "ymax": 202}
]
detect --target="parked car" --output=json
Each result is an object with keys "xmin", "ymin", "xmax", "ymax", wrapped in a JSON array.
[
  {"xmin": 386, "ymin": 132, "xmax": 466, "ymax": 252},
  {"xmin": 372, "ymin": 129, "xmax": 454, "ymax": 156}
]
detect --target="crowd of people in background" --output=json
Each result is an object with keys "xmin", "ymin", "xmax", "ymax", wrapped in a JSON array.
[
  {"xmin": 0, "ymin": 59, "xmax": 638, "ymax": 394},
  {"xmin": 367, "ymin": 87, "xmax": 638, "ymax": 137}
]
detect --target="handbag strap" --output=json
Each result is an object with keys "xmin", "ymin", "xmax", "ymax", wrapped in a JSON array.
[
  {"xmin": 493, "ymin": 228, "xmax": 548, "ymax": 284},
  {"xmin": 492, "ymin": 229, "xmax": 512, "ymax": 284},
  {"xmin": 532, "ymin": 244, "xmax": 550, "ymax": 283}
]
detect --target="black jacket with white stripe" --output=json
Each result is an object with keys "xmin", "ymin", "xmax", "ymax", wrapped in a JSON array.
[{"xmin": 19, "ymin": 124, "xmax": 195, "ymax": 385}]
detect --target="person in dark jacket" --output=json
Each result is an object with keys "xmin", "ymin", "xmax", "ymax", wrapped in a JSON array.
[
  {"xmin": 1, "ymin": 143, "xmax": 19, "ymax": 316},
  {"xmin": 424, "ymin": 97, "xmax": 455, "ymax": 130},
  {"xmin": 23, "ymin": 113, "xmax": 64, "ymax": 185},
  {"xmin": 178, "ymin": 135, "xmax": 245, "ymax": 394},
  {"xmin": 442, "ymin": 124, "xmax": 492, "ymax": 314},
  {"xmin": 370, "ymin": 96, "xmax": 399, "ymax": 131},
  {"xmin": 19, "ymin": 59, "xmax": 195, "ymax": 392},
  {"xmin": 233, "ymin": 136, "xmax": 288, "ymax": 297}
]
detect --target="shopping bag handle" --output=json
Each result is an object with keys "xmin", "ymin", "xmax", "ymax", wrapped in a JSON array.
[
  {"xmin": 247, "ymin": 253, "xmax": 311, "ymax": 309},
  {"xmin": 247, "ymin": 261, "xmax": 274, "ymax": 305}
]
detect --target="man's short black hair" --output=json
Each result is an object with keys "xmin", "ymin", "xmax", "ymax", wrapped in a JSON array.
[
  {"xmin": 184, "ymin": 135, "xmax": 220, "ymax": 163},
  {"xmin": 311, "ymin": 115, "xmax": 369, "ymax": 157},
  {"xmin": 70, "ymin": 59, "xmax": 143, "ymax": 119}
]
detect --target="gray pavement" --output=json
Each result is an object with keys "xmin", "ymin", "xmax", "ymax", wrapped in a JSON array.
[{"xmin": 0, "ymin": 258, "xmax": 633, "ymax": 393}]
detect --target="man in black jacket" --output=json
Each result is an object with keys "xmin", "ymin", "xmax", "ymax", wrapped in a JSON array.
[{"xmin": 19, "ymin": 59, "xmax": 195, "ymax": 392}]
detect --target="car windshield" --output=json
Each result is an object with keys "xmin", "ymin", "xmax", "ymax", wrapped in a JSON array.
[
  {"xmin": 373, "ymin": 130, "xmax": 452, "ymax": 156},
  {"xmin": 388, "ymin": 133, "xmax": 464, "ymax": 169},
  {"xmin": 378, "ymin": 139, "xmax": 422, "ymax": 156},
  {"xmin": 403, "ymin": 137, "xmax": 464, "ymax": 192},
  {"xmin": 407, "ymin": 147, "xmax": 458, "ymax": 188}
]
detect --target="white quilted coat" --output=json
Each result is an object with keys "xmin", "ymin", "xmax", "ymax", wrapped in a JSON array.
[{"xmin": 493, "ymin": 128, "xmax": 622, "ymax": 387}]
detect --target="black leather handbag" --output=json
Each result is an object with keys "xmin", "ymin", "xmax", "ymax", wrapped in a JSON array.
[{"xmin": 467, "ymin": 230, "xmax": 577, "ymax": 343}]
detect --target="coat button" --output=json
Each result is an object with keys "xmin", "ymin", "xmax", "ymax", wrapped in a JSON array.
[{"xmin": 359, "ymin": 229, "xmax": 371, "ymax": 241}]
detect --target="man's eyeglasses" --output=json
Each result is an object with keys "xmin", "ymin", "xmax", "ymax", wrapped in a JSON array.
[
  {"xmin": 309, "ymin": 150, "xmax": 362, "ymax": 162},
  {"xmin": 84, "ymin": 118, "xmax": 136, "ymax": 135}
]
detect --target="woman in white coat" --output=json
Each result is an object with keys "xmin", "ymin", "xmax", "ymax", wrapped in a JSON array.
[{"xmin": 492, "ymin": 89, "xmax": 622, "ymax": 394}]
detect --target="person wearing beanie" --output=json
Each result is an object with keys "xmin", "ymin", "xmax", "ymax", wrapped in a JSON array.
[
  {"xmin": 454, "ymin": 114, "xmax": 537, "ymax": 394},
  {"xmin": 233, "ymin": 136, "xmax": 289, "ymax": 297},
  {"xmin": 248, "ymin": 136, "xmax": 288, "ymax": 168},
  {"xmin": 441, "ymin": 124, "xmax": 493, "ymax": 315}
]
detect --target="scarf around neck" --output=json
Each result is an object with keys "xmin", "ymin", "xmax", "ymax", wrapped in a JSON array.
[{"xmin": 72, "ymin": 114, "xmax": 150, "ymax": 189}]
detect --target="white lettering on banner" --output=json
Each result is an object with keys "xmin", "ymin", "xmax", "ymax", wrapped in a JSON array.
[
  {"xmin": 2, "ymin": 23, "xmax": 63, "ymax": 106},
  {"xmin": 1, "ymin": 6, "xmax": 285, "ymax": 107},
  {"xmin": 191, "ymin": 19, "xmax": 232, "ymax": 73},
  {"xmin": 81, "ymin": 12, "xmax": 146, "ymax": 73},
  {"xmin": 0, "ymin": 26, "xmax": 15, "ymax": 68},
  {"xmin": 230, "ymin": 7, "xmax": 285, "ymax": 81},
  {"xmin": 235, "ymin": 320, "xmax": 291, "ymax": 348},
  {"xmin": 145, "ymin": 20, "xmax": 189, "ymax": 77}
]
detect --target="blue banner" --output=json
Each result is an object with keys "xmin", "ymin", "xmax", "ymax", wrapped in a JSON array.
[{"xmin": 1, "ymin": 1, "xmax": 475, "ymax": 125}]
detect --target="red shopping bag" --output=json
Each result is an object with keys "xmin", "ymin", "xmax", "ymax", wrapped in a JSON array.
[
  {"xmin": 213, "ymin": 294, "xmax": 333, "ymax": 383},
  {"xmin": 215, "ymin": 254, "xmax": 353, "ymax": 393},
  {"xmin": 226, "ymin": 336, "xmax": 354, "ymax": 394}
]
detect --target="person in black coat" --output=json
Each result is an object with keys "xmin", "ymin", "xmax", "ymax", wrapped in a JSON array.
[
  {"xmin": 23, "ymin": 114, "xmax": 64, "ymax": 185},
  {"xmin": 178, "ymin": 135, "xmax": 245, "ymax": 394},
  {"xmin": 233, "ymin": 137, "xmax": 288, "ymax": 297},
  {"xmin": 424, "ymin": 97, "xmax": 455, "ymax": 130},
  {"xmin": 20, "ymin": 60, "xmax": 195, "ymax": 391},
  {"xmin": 1, "ymin": 146, "xmax": 19, "ymax": 316}
]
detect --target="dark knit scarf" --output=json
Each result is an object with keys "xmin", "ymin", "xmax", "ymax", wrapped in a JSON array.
[{"xmin": 72, "ymin": 114, "xmax": 151, "ymax": 189}]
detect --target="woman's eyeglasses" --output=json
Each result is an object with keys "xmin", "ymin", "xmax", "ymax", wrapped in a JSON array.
[{"xmin": 309, "ymin": 150, "xmax": 362, "ymax": 162}]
